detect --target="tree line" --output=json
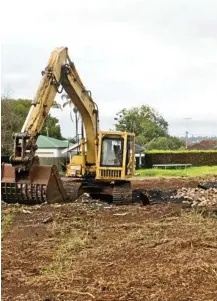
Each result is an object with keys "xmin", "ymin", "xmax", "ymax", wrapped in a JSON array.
[
  {"xmin": 115, "ymin": 105, "xmax": 184, "ymax": 150},
  {"xmin": 1, "ymin": 97, "xmax": 184, "ymax": 155},
  {"xmin": 1, "ymin": 97, "xmax": 63, "ymax": 155}
]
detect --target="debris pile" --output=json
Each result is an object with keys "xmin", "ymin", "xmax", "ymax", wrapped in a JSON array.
[
  {"xmin": 75, "ymin": 193, "xmax": 113, "ymax": 208},
  {"xmin": 170, "ymin": 187, "xmax": 217, "ymax": 208}
]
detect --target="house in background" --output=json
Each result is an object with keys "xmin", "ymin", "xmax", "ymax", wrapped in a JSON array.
[
  {"xmin": 36, "ymin": 135, "xmax": 73, "ymax": 171},
  {"xmin": 188, "ymin": 140, "xmax": 217, "ymax": 150}
]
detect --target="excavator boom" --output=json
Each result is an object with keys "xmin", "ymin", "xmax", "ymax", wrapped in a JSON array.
[
  {"xmin": 2, "ymin": 48, "xmax": 70, "ymax": 204},
  {"xmin": 1, "ymin": 47, "xmax": 100, "ymax": 204},
  {"xmin": 1, "ymin": 47, "xmax": 141, "ymax": 206}
]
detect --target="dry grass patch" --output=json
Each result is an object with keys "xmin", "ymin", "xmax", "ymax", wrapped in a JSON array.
[
  {"xmin": 28, "ymin": 205, "xmax": 217, "ymax": 301},
  {"xmin": 1, "ymin": 212, "xmax": 15, "ymax": 238},
  {"xmin": 42, "ymin": 234, "xmax": 90, "ymax": 275},
  {"xmin": 2, "ymin": 203, "xmax": 217, "ymax": 301},
  {"xmin": 1, "ymin": 205, "xmax": 24, "ymax": 238}
]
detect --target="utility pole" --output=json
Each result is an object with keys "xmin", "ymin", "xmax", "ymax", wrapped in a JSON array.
[
  {"xmin": 73, "ymin": 107, "xmax": 79, "ymax": 143},
  {"xmin": 184, "ymin": 117, "xmax": 192, "ymax": 149},
  {"xmin": 185, "ymin": 131, "xmax": 188, "ymax": 149}
]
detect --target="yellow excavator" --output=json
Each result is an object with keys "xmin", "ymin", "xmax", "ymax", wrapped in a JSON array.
[{"xmin": 1, "ymin": 47, "xmax": 144, "ymax": 205}]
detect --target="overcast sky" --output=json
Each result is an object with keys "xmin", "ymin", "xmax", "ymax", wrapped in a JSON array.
[{"xmin": 1, "ymin": 0, "xmax": 217, "ymax": 138}]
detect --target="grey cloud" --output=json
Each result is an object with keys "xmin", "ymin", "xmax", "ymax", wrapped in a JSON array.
[
  {"xmin": 1, "ymin": 0, "xmax": 217, "ymax": 137},
  {"xmin": 168, "ymin": 117, "xmax": 217, "ymax": 136}
]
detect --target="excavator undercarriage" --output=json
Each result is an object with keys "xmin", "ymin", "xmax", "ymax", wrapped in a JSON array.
[{"xmin": 1, "ymin": 165, "xmax": 148, "ymax": 205}]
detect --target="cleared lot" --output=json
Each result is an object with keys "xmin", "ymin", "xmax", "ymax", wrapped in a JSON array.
[{"xmin": 2, "ymin": 176, "xmax": 217, "ymax": 301}]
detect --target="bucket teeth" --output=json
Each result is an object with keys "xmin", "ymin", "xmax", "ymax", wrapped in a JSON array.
[
  {"xmin": 1, "ymin": 183, "xmax": 47, "ymax": 205},
  {"xmin": 1, "ymin": 164, "xmax": 67, "ymax": 205}
]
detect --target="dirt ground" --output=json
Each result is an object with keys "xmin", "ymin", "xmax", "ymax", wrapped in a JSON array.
[
  {"xmin": 2, "ymin": 176, "xmax": 217, "ymax": 301},
  {"xmin": 132, "ymin": 175, "xmax": 215, "ymax": 190}
]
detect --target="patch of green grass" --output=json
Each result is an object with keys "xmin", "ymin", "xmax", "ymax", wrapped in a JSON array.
[
  {"xmin": 136, "ymin": 166, "xmax": 217, "ymax": 177},
  {"xmin": 1, "ymin": 206, "xmax": 29, "ymax": 238},
  {"xmin": 1, "ymin": 213, "xmax": 15, "ymax": 238}
]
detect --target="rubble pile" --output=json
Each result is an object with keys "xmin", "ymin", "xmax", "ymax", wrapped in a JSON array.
[
  {"xmin": 170, "ymin": 187, "xmax": 217, "ymax": 208},
  {"xmin": 75, "ymin": 193, "xmax": 113, "ymax": 208}
]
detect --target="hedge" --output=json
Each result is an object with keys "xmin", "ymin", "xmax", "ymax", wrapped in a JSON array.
[{"xmin": 143, "ymin": 151, "xmax": 217, "ymax": 168}]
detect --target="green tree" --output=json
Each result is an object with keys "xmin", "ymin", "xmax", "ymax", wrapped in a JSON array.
[
  {"xmin": 1, "ymin": 97, "xmax": 23, "ymax": 155},
  {"xmin": 13, "ymin": 98, "xmax": 63, "ymax": 139},
  {"xmin": 115, "ymin": 105, "xmax": 168, "ymax": 144},
  {"xmin": 61, "ymin": 94, "xmax": 81, "ymax": 142},
  {"xmin": 145, "ymin": 136, "xmax": 184, "ymax": 150},
  {"xmin": 40, "ymin": 114, "xmax": 62, "ymax": 139},
  {"xmin": 1, "ymin": 97, "xmax": 63, "ymax": 154},
  {"xmin": 61, "ymin": 94, "xmax": 81, "ymax": 123}
]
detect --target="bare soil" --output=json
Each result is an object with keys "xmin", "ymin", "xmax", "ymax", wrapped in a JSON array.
[
  {"xmin": 132, "ymin": 175, "xmax": 215, "ymax": 190},
  {"xmin": 2, "ymin": 176, "xmax": 217, "ymax": 301}
]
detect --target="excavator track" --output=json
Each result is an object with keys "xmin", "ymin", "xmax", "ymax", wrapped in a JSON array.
[
  {"xmin": 61, "ymin": 178, "xmax": 83, "ymax": 202},
  {"xmin": 112, "ymin": 182, "xmax": 133, "ymax": 205}
]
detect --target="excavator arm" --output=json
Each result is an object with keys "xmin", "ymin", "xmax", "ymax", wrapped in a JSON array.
[
  {"xmin": 11, "ymin": 47, "xmax": 98, "ymax": 172},
  {"xmin": 61, "ymin": 59, "xmax": 99, "ymax": 166},
  {"xmin": 2, "ymin": 47, "xmax": 99, "ymax": 204},
  {"xmin": 22, "ymin": 48, "xmax": 67, "ymax": 135},
  {"xmin": 10, "ymin": 47, "xmax": 68, "ymax": 171},
  {"xmin": 2, "ymin": 46, "xmax": 137, "ymax": 206}
]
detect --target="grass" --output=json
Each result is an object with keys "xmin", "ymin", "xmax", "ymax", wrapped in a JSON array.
[
  {"xmin": 1, "ymin": 206, "xmax": 23, "ymax": 238},
  {"xmin": 1, "ymin": 213, "xmax": 15, "ymax": 238},
  {"xmin": 136, "ymin": 165, "xmax": 217, "ymax": 177},
  {"xmin": 42, "ymin": 233, "xmax": 89, "ymax": 275}
]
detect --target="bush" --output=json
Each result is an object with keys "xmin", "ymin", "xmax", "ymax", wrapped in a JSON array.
[{"xmin": 145, "ymin": 136, "xmax": 184, "ymax": 150}]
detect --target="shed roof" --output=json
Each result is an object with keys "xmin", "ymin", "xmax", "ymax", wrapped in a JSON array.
[
  {"xmin": 37, "ymin": 135, "xmax": 73, "ymax": 148},
  {"xmin": 135, "ymin": 144, "xmax": 144, "ymax": 153}
]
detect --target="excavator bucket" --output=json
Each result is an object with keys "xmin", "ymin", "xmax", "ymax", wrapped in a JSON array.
[{"xmin": 1, "ymin": 163, "xmax": 67, "ymax": 205}]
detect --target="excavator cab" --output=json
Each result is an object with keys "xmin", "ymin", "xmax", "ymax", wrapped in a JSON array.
[{"xmin": 96, "ymin": 131, "xmax": 135, "ymax": 180}]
